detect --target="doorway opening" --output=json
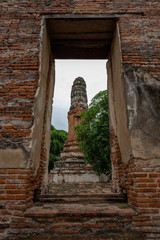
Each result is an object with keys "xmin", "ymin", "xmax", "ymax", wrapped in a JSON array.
[
  {"xmin": 49, "ymin": 59, "xmax": 108, "ymax": 177},
  {"xmin": 34, "ymin": 16, "xmax": 128, "ymax": 196}
]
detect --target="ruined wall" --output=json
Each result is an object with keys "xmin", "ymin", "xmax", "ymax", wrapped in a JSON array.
[
  {"xmin": 30, "ymin": 21, "xmax": 51, "ymax": 172},
  {"xmin": 119, "ymin": 18, "xmax": 160, "ymax": 238},
  {"xmin": 39, "ymin": 55, "xmax": 55, "ymax": 191},
  {"xmin": 0, "ymin": 13, "xmax": 54, "ymax": 239},
  {"xmin": 30, "ymin": 21, "xmax": 55, "ymax": 192},
  {"xmin": 0, "ymin": 0, "xmax": 160, "ymax": 239},
  {"xmin": 108, "ymin": 15, "xmax": 160, "ymax": 239},
  {"xmin": 108, "ymin": 24, "xmax": 132, "ymax": 164},
  {"xmin": 107, "ymin": 24, "xmax": 132, "ymax": 193}
]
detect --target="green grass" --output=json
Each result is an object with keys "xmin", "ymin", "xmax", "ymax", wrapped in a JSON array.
[{"xmin": 118, "ymin": 205, "xmax": 128, "ymax": 209}]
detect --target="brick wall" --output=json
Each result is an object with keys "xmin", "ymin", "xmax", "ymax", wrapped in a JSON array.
[
  {"xmin": 0, "ymin": 169, "xmax": 34, "ymax": 237},
  {"xmin": 119, "ymin": 15, "xmax": 160, "ymax": 79},
  {"xmin": 127, "ymin": 159, "xmax": 160, "ymax": 239},
  {"xmin": 110, "ymin": 127, "xmax": 126, "ymax": 194},
  {"xmin": 0, "ymin": 0, "xmax": 160, "ymax": 239}
]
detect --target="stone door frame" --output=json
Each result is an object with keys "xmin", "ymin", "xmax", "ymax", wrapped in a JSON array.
[{"xmin": 36, "ymin": 15, "xmax": 127, "ymax": 194}]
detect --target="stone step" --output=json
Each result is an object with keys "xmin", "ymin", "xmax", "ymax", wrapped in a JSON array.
[
  {"xmin": 52, "ymin": 167, "xmax": 92, "ymax": 172},
  {"xmin": 56, "ymin": 157, "xmax": 84, "ymax": 163},
  {"xmin": 48, "ymin": 182, "xmax": 112, "ymax": 195},
  {"xmin": 51, "ymin": 171, "xmax": 110, "ymax": 183},
  {"xmin": 40, "ymin": 193, "xmax": 127, "ymax": 204},
  {"xmin": 63, "ymin": 141, "xmax": 79, "ymax": 147},
  {"xmin": 51, "ymin": 169, "xmax": 93, "ymax": 175},
  {"xmin": 60, "ymin": 144, "xmax": 80, "ymax": 153},
  {"xmin": 16, "ymin": 233, "xmax": 145, "ymax": 240},
  {"xmin": 57, "ymin": 156, "xmax": 84, "ymax": 161},
  {"xmin": 23, "ymin": 202, "xmax": 137, "ymax": 235},
  {"xmin": 61, "ymin": 145, "xmax": 81, "ymax": 153},
  {"xmin": 60, "ymin": 152, "xmax": 84, "ymax": 158},
  {"xmin": 54, "ymin": 160, "xmax": 89, "ymax": 169},
  {"xmin": 52, "ymin": 172, "xmax": 103, "ymax": 183}
]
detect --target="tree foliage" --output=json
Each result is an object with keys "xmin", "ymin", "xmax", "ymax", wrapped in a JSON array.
[
  {"xmin": 49, "ymin": 125, "xmax": 68, "ymax": 172},
  {"xmin": 75, "ymin": 90, "xmax": 110, "ymax": 175}
]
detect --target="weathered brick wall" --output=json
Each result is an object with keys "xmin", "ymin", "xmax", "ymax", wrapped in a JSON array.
[
  {"xmin": 120, "ymin": 15, "xmax": 160, "ymax": 79},
  {"xmin": 0, "ymin": 169, "xmax": 35, "ymax": 237},
  {"xmin": 110, "ymin": 128, "xmax": 126, "ymax": 194},
  {"xmin": 0, "ymin": 0, "xmax": 160, "ymax": 239},
  {"xmin": 127, "ymin": 159, "xmax": 160, "ymax": 239}
]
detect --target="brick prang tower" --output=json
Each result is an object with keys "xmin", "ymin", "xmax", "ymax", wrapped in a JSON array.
[
  {"xmin": 67, "ymin": 77, "xmax": 88, "ymax": 143},
  {"xmin": 51, "ymin": 77, "xmax": 106, "ymax": 183}
]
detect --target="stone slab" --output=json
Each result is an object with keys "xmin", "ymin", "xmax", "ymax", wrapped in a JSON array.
[{"xmin": 52, "ymin": 173, "xmax": 110, "ymax": 183}]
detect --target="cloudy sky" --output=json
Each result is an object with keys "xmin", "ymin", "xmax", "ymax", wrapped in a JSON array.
[{"xmin": 51, "ymin": 60, "xmax": 107, "ymax": 131}]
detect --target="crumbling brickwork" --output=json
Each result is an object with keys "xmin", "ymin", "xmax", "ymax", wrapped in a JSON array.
[
  {"xmin": 110, "ymin": 127, "xmax": 126, "ymax": 194},
  {"xmin": 0, "ymin": 0, "xmax": 160, "ymax": 239}
]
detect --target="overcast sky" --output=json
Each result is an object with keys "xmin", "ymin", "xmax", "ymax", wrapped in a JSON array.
[{"xmin": 51, "ymin": 60, "xmax": 107, "ymax": 131}]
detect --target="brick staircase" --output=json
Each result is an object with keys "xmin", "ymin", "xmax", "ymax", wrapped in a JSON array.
[
  {"xmin": 8, "ymin": 183, "xmax": 145, "ymax": 239},
  {"xmin": 24, "ymin": 202, "xmax": 137, "ymax": 235},
  {"xmin": 39, "ymin": 192, "xmax": 126, "ymax": 204},
  {"xmin": 41, "ymin": 182, "xmax": 126, "ymax": 204}
]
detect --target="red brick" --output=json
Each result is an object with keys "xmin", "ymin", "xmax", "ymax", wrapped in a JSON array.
[
  {"xmin": 6, "ymin": 189, "xmax": 29, "ymax": 194},
  {"xmin": 132, "ymin": 173, "xmax": 147, "ymax": 178},
  {"xmin": 138, "ymin": 198, "xmax": 158, "ymax": 203},
  {"xmin": 149, "ymin": 173, "xmax": 159, "ymax": 178},
  {"xmin": 0, "ymin": 180, "xmax": 5, "ymax": 184},
  {"xmin": 135, "ymin": 178, "xmax": 155, "ymax": 183},
  {"xmin": 135, "ymin": 188, "xmax": 156, "ymax": 193},
  {"xmin": 148, "ymin": 183, "xmax": 158, "ymax": 187},
  {"xmin": 4, "ymin": 185, "xmax": 17, "ymax": 189},
  {"xmin": 133, "ymin": 216, "xmax": 150, "ymax": 221}
]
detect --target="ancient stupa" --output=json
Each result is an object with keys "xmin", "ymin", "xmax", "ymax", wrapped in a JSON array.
[{"xmin": 51, "ymin": 77, "xmax": 108, "ymax": 183}]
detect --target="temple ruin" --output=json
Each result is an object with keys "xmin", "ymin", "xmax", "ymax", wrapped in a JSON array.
[{"xmin": 0, "ymin": 1, "xmax": 160, "ymax": 239}]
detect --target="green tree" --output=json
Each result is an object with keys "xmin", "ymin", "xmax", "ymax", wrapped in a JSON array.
[
  {"xmin": 49, "ymin": 125, "xmax": 68, "ymax": 172},
  {"xmin": 75, "ymin": 90, "xmax": 110, "ymax": 175}
]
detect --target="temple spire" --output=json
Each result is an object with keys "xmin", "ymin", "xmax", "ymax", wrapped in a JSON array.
[{"xmin": 70, "ymin": 77, "xmax": 88, "ymax": 110}]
